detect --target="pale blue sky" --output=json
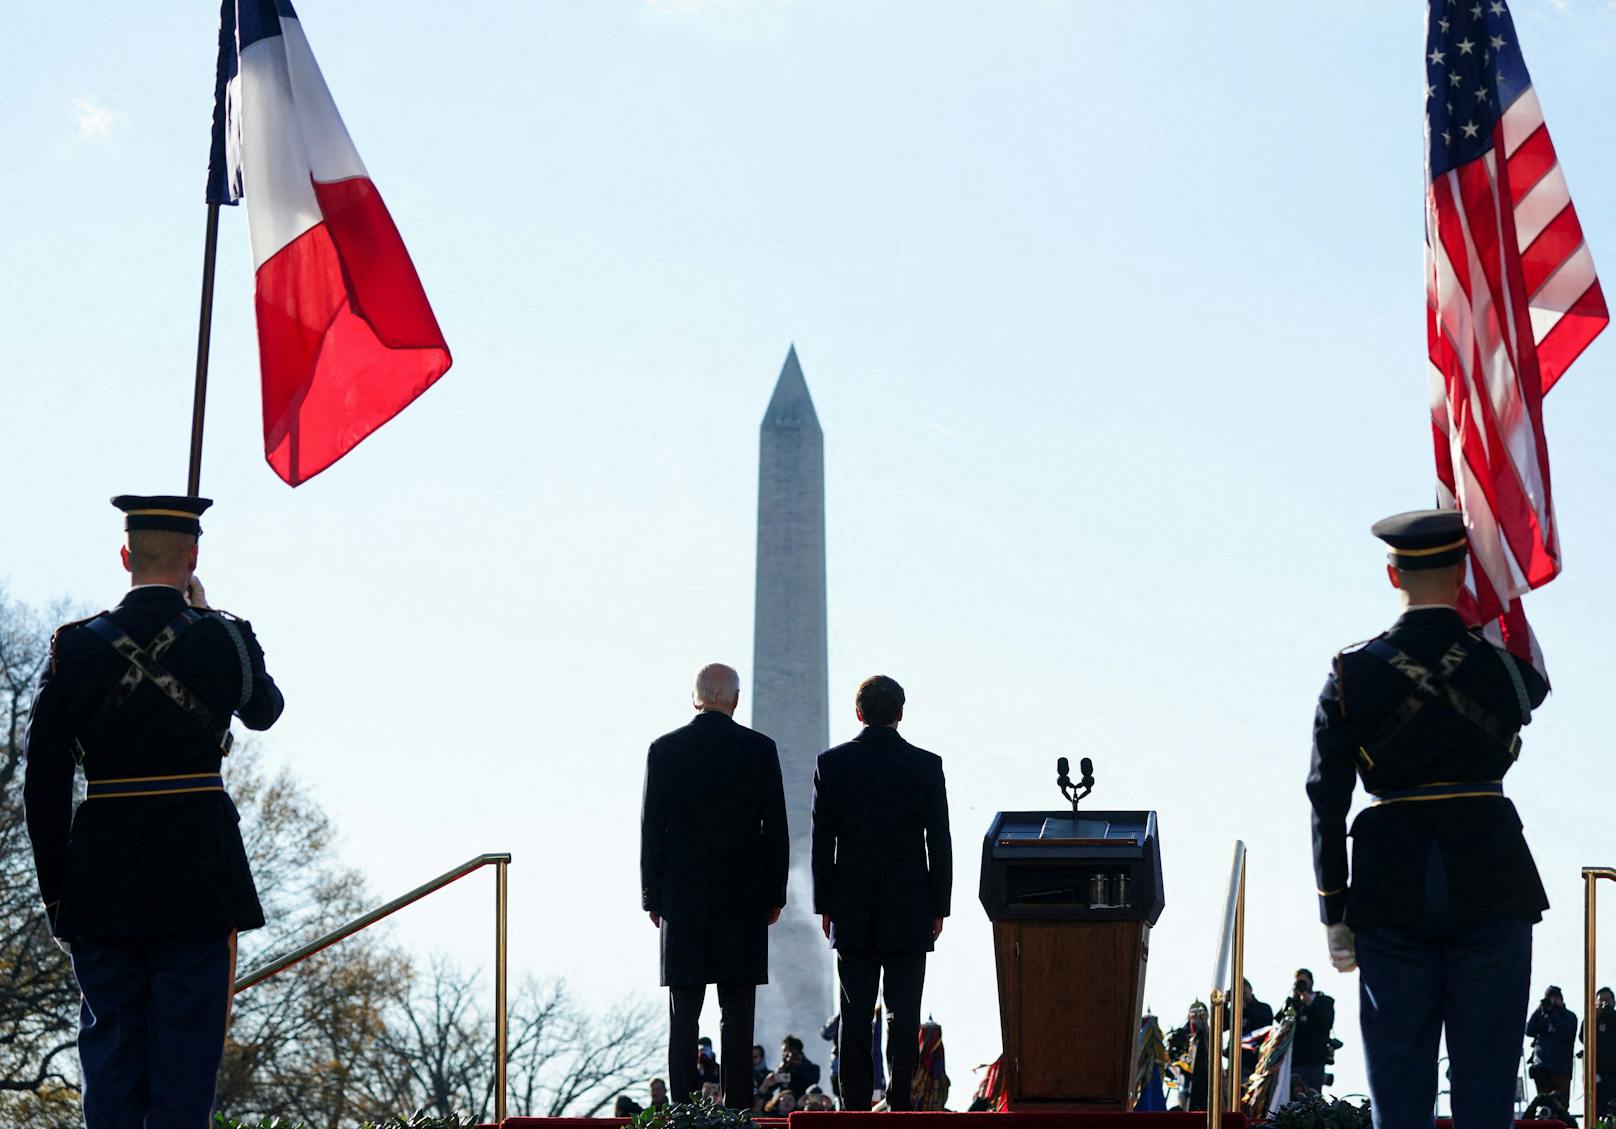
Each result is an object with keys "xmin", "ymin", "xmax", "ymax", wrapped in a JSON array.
[{"xmin": 7, "ymin": 0, "xmax": 1616, "ymax": 1113}]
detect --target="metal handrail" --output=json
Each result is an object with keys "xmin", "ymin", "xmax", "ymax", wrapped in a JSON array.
[
  {"xmin": 232, "ymin": 851, "xmax": 512, "ymax": 1124},
  {"xmin": 1207, "ymin": 841, "xmax": 1248, "ymax": 1129},
  {"xmin": 1583, "ymin": 867, "xmax": 1616, "ymax": 1124}
]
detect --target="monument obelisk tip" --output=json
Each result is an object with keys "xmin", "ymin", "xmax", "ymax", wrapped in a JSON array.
[{"xmin": 764, "ymin": 344, "xmax": 819, "ymax": 428}]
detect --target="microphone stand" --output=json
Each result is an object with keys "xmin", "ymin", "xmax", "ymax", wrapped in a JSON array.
[{"xmin": 1058, "ymin": 765, "xmax": 1094, "ymax": 818}]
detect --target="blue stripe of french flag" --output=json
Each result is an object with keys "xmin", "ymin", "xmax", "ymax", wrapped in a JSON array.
[{"xmin": 207, "ymin": 0, "xmax": 451, "ymax": 486}]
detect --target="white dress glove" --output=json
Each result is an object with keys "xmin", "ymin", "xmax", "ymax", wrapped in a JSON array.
[
  {"xmin": 1326, "ymin": 923, "xmax": 1357, "ymax": 972},
  {"xmin": 186, "ymin": 576, "xmax": 210, "ymax": 609}
]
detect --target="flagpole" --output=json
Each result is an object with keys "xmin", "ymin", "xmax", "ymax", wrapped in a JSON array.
[{"xmin": 187, "ymin": 202, "xmax": 222, "ymax": 496}]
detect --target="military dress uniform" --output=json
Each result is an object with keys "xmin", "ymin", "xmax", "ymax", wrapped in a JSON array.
[
  {"xmin": 23, "ymin": 496, "xmax": 284, "ymax": 1129},
  {"xmin": 1308, "ymin": 511, "xmax": 1548, "ymax": 1129}
]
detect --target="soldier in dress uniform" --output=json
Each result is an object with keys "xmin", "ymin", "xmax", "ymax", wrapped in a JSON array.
[
  {"xmin": 1308, "ymin": 509, "xmax": 1548, "ymax": 1129},
  {"xmin": 23, "ymin": 495, "xmax": 284, "ymax": 1129}
]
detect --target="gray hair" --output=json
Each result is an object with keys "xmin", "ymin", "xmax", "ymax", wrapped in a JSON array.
[{"xmin": 693, "ymin": 663, "xmax": 741, "ymax": 708}]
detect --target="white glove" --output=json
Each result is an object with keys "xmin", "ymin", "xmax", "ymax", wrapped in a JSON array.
[
  {"xmin": 1326, "ymin": 923, "xmax": 1356, "ymax": 972},
  {"xmin": 186, "ymin": 576, "xmax": 210, "ymax": 609}
]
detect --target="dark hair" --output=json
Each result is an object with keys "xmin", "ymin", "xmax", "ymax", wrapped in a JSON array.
[
  {"xmin": 753, "ymin": 1044, "xmax": 766, "ymax": 1055},
  {"xmin": 1295, "ymin": 968, "xmax": 1313, "ymax": 984},
  {"xmin": 781, "ymin": 1034, "xmax": 804, "ymax": 1054},
  {"xmin": 856, "ymin": 675, "xmax": 906, "ymax": 726}
]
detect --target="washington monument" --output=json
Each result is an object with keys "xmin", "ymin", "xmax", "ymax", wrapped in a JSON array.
[{"xmin": 751, "ymin": 345, "xmax": 834, "ymax": 1048}]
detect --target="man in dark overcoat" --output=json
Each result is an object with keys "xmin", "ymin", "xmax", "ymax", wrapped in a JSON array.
[
  {"xmin": 640, "ymin": 662, "xmax": 788, "ymax": 1108},
  {"xmin": 24, "ymin": 495, "xmax": 284, "ymax": 1128},
  {"xmin": 1308, "ymin": 509, "xmax": 1549, "ymax": 1129},
  {"xmin": 812, "ymin": 673, "xmax": 952, "ymax": 1111}
]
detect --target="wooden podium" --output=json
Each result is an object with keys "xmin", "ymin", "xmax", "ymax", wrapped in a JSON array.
[{"xmin": 978, "ymin": 810, "xmax": 1164, "ymax": 1110}]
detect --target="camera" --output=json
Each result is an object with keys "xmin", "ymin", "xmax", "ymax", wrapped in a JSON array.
[{"xmin": 1294, "ymin": 978, "xmax": 1310, "ymax": 995}]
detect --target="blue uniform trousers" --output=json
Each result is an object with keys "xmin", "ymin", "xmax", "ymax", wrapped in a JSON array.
[
  {"xmin": 1355, "ymin": 848, "xmax": 1531, "ymax": 1129},
  {"xmin": 71, "ymin": 932, "xmax": 233, "ymax": 1129}
]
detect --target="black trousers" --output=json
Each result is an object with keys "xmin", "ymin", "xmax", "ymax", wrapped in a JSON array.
[
  {"xmin": 668, "ymin": 983, "xmax": 755, "ymax": 1109},
  {"xmin": 72, "ymin": 932, "xmax": 233, "ymax": 1129},
  {"xmin": 1355, "ymin": 848, "xmax": 1532, "ymax": 1129},
  {"xmin": 836, "ymin": 949, "xmax": 926, "ymax": 1111}
]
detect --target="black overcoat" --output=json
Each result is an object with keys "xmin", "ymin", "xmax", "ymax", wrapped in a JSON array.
[
  {"xmin": 811, "ymin": 725, "xmax": 952, "ymax": 952},
  {"xmin": 1308, "ymin": 606, "xmax": 1549, "ymax": 929},
  {"xmin": 639, "ymin": 711, "xmax": 789, "ymax": 986},
  {"xmin": 24, "ymin": 585, "xmax": 284, "ymax": 941}
]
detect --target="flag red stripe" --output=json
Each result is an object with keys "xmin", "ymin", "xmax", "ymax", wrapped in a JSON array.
[
  {"xmin": 1537, "ymin": 279, "xmax": 1609, "ymax": 393},
  {"xmin": 1504, "ymin": 125, "xmax": 1556, "ymax": 207},
  {"xmin": 1520, "ymin": 204, "xmax": 1582, "ymax": 298}
]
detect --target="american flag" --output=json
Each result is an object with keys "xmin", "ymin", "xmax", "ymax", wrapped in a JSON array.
[{"xmin": 1424, "ymin": 0, "xmax": 1607, "ymax": 669}]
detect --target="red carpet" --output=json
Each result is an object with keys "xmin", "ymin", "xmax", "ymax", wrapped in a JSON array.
[
  {"xmin": 788, "ymin": 1117, "xmax": 1244, "ymax": 1127},
  {"xmin": 502, "ymin": 1120, "xmax": 789, "ymax": 1128},
  {"xmin": 499, "ymin": 1115, "xmax": 1568, "ymax": 1128},
  {"xmin": 499, "ymin": 1117, "xmax": 1241, "ymax": 1127}
]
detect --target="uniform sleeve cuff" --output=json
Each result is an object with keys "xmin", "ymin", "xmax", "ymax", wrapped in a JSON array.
[{"xmin": 1317, "ymin": 888, "xmax": 1347, "ymax": 925}]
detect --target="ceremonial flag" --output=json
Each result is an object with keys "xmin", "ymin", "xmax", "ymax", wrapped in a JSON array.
[
  {"xmin": 206, "ymin": 0, "xmax": 451, "ymax": 486},
  {"xmin": 1424, "ymin": 0, "xmax": 1606, "ymax": 667}
]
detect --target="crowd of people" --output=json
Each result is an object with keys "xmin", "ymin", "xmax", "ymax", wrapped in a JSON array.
[
  {"xmin": 614, "ymin": 1022, "xmax": 951, "ymax": 1116},
  {"xmin": 1517, "ymin": 984, "xmax": 1616, "ymax": 1122},
  {"xmin": 1153, "ymin": 975, "xmax": 1616, "ymax": 1123},
  {"xmin": 604, "ymin": 973, "xmax": 1616, "ymax": 1121},
  {"xmin": 1160, "ymin": 970, "xmax": 1341, "ymax": 1114}
]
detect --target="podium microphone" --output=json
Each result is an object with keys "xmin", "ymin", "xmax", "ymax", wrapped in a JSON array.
[
  {"xmin": 1078, "ymin": 757, "xmax": 1095, "ymax": 790},
  {"xmin": 1056, "ymin": 756, "xmax": 1071, "ymax": 788}
]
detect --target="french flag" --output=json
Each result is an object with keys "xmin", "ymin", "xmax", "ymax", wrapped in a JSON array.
[{"xmin": 207, "ymin": 0, "xmax": 451, "ymax": 486}]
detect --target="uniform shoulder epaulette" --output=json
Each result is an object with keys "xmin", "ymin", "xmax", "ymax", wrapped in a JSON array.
[
  {"xmin": 203, "ymin": 606, "xmax": 243, "ymax": 623},
  {"xmin": 1333, "ymin": 635, "xmax": 1383, "ymax": 720},
  {"xmin": 48, "ymin": 612, "xmax": 104, "ymax": 674}
]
